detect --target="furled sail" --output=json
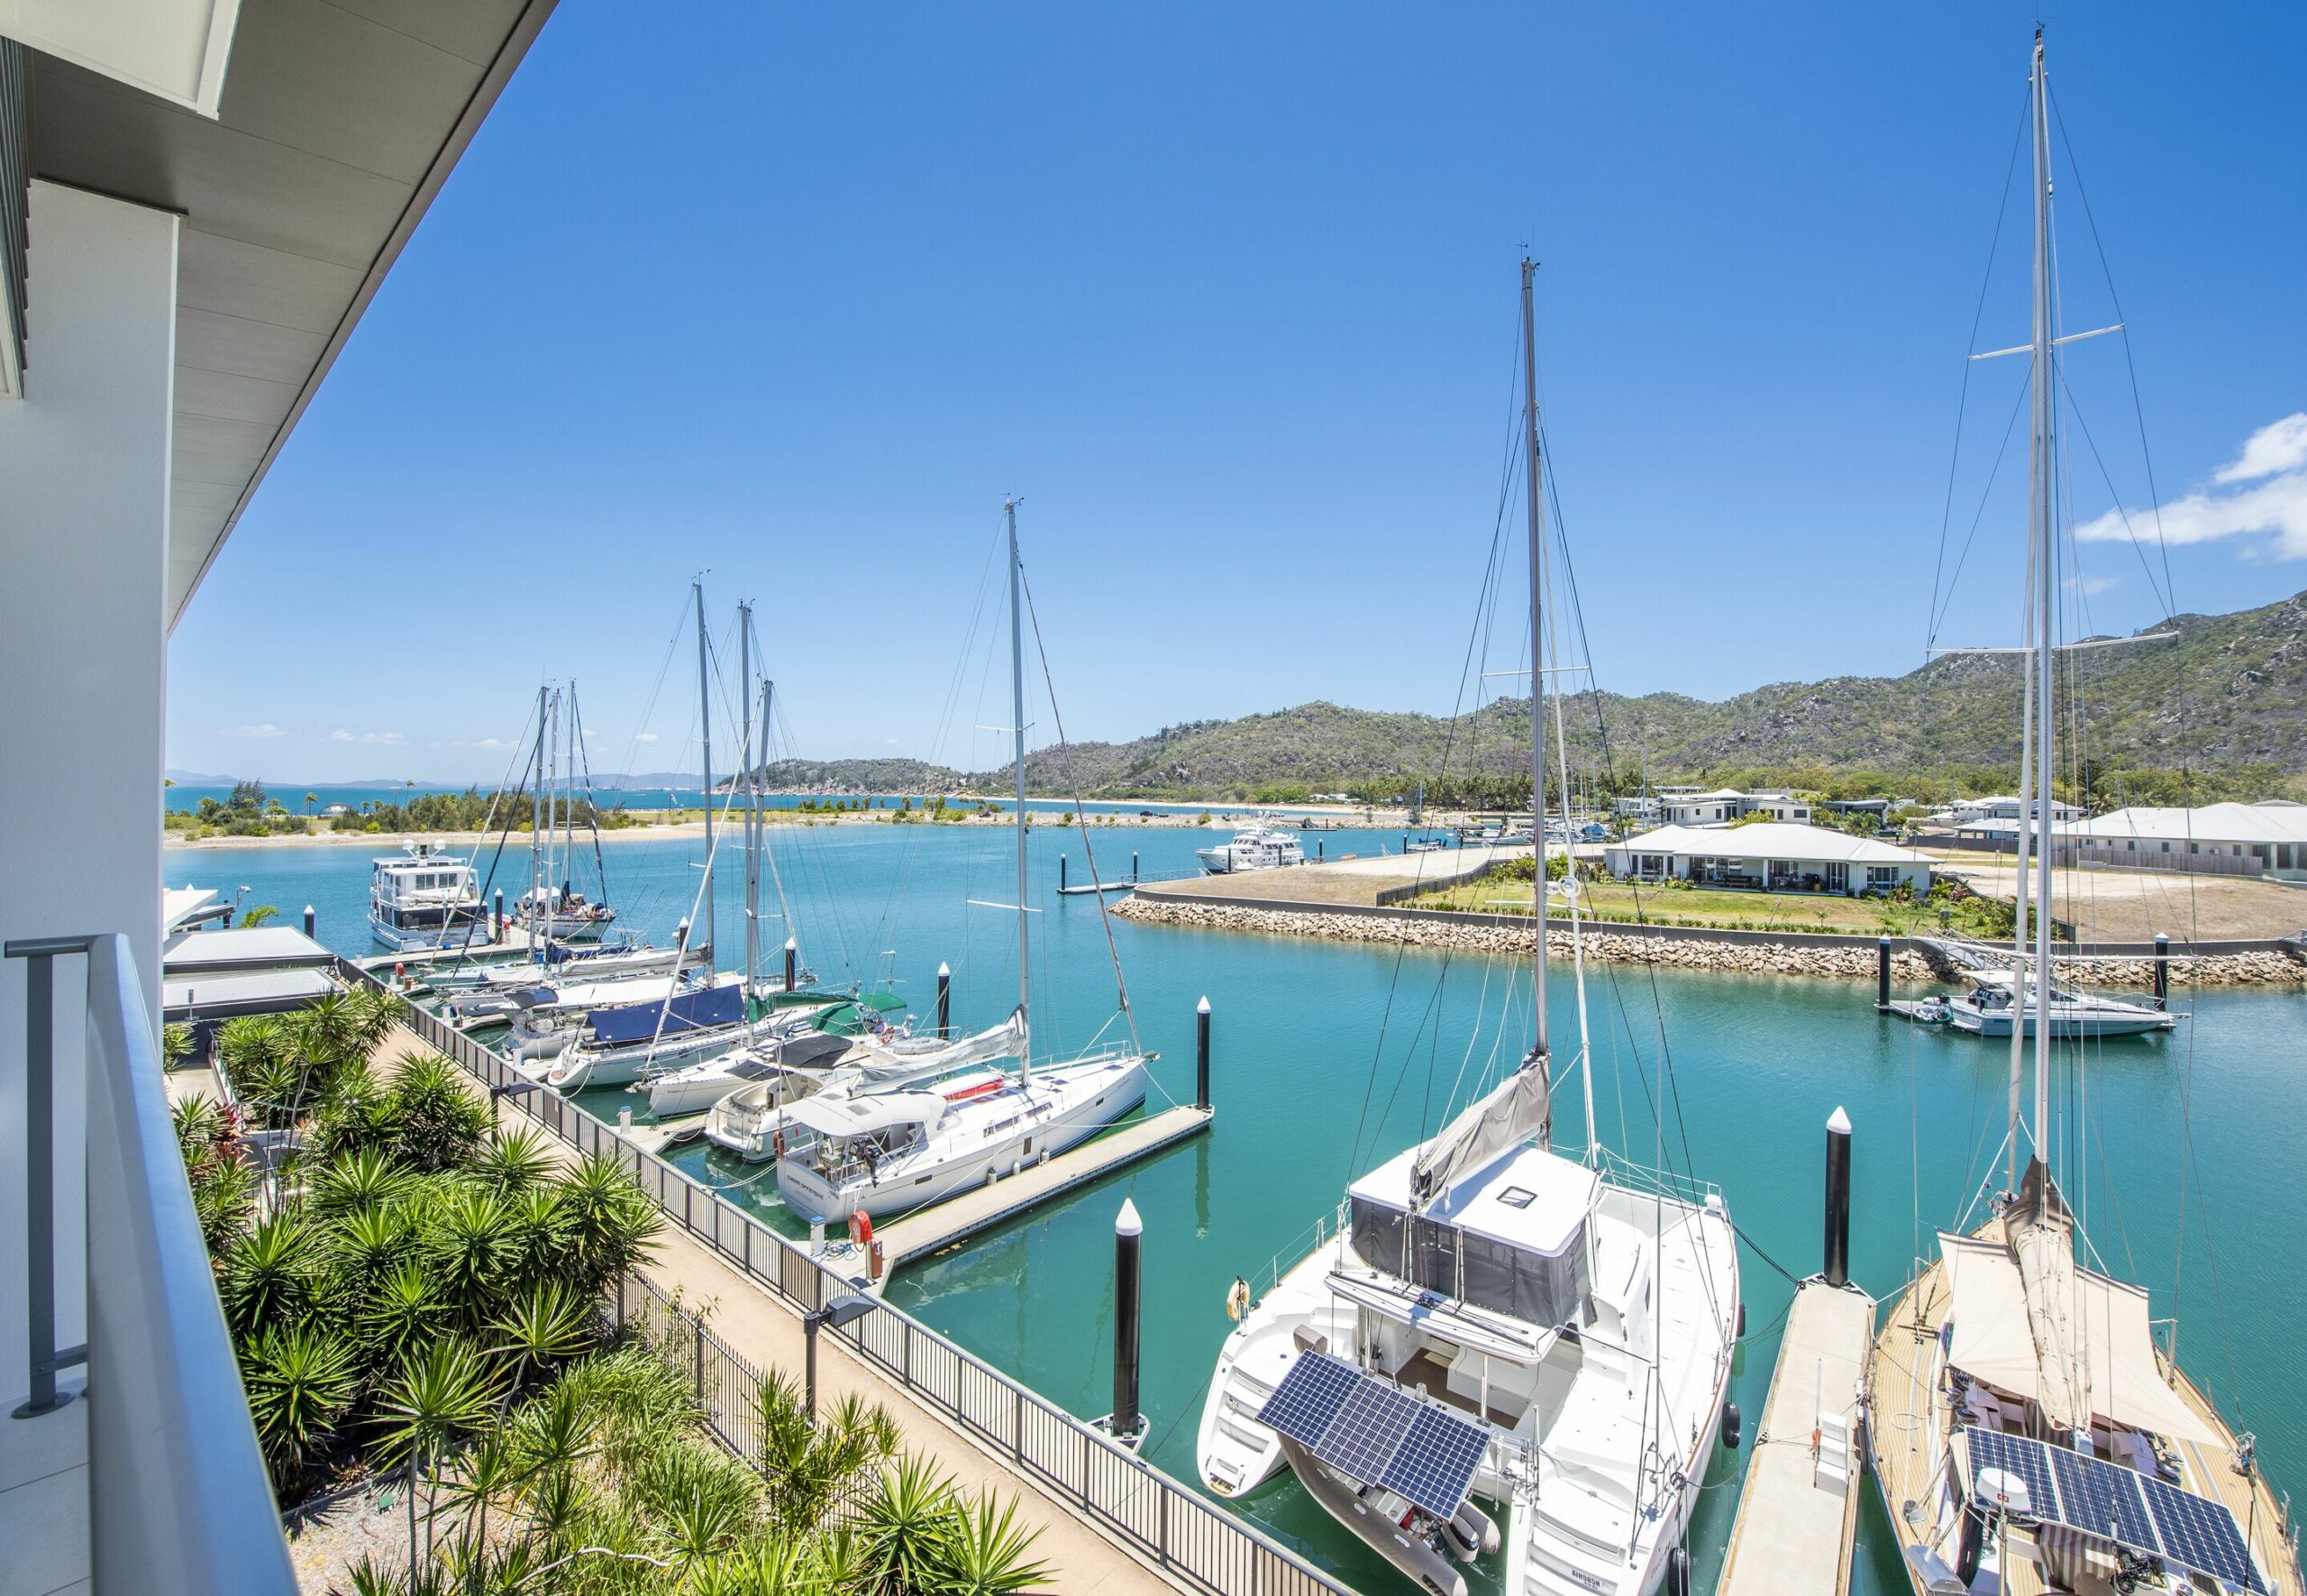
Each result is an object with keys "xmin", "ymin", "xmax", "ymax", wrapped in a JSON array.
[
  {"xmin": 855, "ymin": 1008, "xmax": 1027, "ymax": 1083},
  {"xmin": 1409, "ymin": 1053, "xmax": 1551, "ymax": 1208},
  {"xmin": 2007, "ymin": 1156, "xmax": 2088, "ymax": 1439}
]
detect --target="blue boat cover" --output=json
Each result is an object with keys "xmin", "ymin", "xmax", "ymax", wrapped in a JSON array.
[{"xmin": 588, "ymin": 982, "xmax": 742, "ymax": 1045}]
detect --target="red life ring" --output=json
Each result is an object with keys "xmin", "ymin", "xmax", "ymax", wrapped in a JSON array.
[
  {"xmin": 849, "ymin": 1209, "xmax": 873, "ymax": 1249},
  {"xmin": 771, "ymin": 1126, "xmax": 788, "ymax": 1159}
]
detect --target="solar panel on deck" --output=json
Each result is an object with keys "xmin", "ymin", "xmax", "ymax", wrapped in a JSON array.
[
  {"xmin": 1256, "ymin": 1354, "xmax": 1489, "ymax": 1518},
  {"xmin": 1963, "ymin": 1427, "xmax": 2266, "ymax": 1594}
]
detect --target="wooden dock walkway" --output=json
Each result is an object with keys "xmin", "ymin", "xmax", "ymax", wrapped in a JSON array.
[
  {"xmin": 871, "ymin": 1105, "xmax": 1214, "ymax": 1281},
  {"xmin": 1716, "ymin": 1278, "xmax": 1875, "ymax": 1596}
]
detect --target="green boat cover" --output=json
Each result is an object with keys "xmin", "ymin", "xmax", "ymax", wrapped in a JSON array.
[{"xmin": 813, "ymin": 990, "xmax": 907, "ymax": 1035}]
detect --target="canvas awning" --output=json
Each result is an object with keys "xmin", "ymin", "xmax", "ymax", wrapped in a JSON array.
[
  {"xmin": 1939, "ymin": 1231, "xmax": 2216, "ymax": 1444},
  {"xmin": 784, "ymin": 1090, "xmax": 946, "ymax": 1140}
]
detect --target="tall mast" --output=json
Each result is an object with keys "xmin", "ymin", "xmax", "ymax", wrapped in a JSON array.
[
  {"xmin": 755, "ymin": 677, "xmax": 774, "ymax": 996},
  {"xmin": 530, "ymin": 682, "xmax": 547, "ymax": 964},
  {"xmin": 738, "ymin": 602, "xmax": 758, "ymax": 1006},
  {"xmin": 1007, "ymin": 497, "xmax": 1031, "ymax": 1079},
  {"xmin": 2027, "ymin": 29, "xmax": 2057, "ymax": 1170},
  {"xmin": 695, "ymin": 580, "xmax": 716, "ymax": 976},
  {"xmin": 1520, "ymin": 258, "xmax": 1551, "ymax": 1078},
  {"xmin": 561, "ymin": 686, "xmax": 575, "ymax": 898},
  {"xmin": 543, "ymin": 686, "xmax": 559, "ymax": 933}
]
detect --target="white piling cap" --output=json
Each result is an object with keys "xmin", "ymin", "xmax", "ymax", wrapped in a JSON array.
[
  {"xmin": 938, "ymin": 962, "xmax": 951, "ymax": 977},
  {"xmin": 1117, "ymin": 1198, "xmax": 1143, "ymax": 1236},
  {"xmin": 1197, "ymin": 996, "xmax": 1211, "ymax": 1015},
  {"xmin": 304, "ymin": 904, "xmax": 315, "ymax": 914},
  {"xmin": 1828, "ymin": 1105, "xmax": 1853, "ymax": 1135},
  {"xmin": 785, "ymin": 935, "xmax": 797, "ymax": 950}
]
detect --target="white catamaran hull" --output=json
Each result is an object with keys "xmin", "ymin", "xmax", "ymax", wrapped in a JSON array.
[{"xmin": 1944, "ymin": 1001, "xmax": 2175, "ymax": 1039}]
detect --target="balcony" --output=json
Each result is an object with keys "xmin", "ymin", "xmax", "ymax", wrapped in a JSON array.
[{"xmin": 4, "ymin": 934, "xmax": 295, "ymax": 1594}]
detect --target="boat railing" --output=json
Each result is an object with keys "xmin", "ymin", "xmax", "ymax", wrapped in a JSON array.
[
  {"xmin": 9, "ymin": 934, "xmax": 297, "ymax": 1592},
  {"xmin": 1594, "ymin": 1146, "xmax": 1722, "ymax": 1209},
  {"xmin": 347, "ymin": 954, "xmax": 1353, "ymax": 1596}
]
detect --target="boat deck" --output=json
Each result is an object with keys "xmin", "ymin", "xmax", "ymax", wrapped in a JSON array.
[
  {"xmin": 867, "ymin": 1105, "xmax": 1213, "ymax": 1286},
  {"xmin": 1717, "ymin": 1277, "xmax": 1874, "ymax": 1596},
  {"xmin": 1865, "ymin": 1228, "xmax": 2303, "ymax": 1596}
]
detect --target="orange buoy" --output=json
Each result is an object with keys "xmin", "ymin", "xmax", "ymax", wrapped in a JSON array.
[
  {"xmin": 849, "ymin": 1209, "xmax": 874, "ymax": 1250},
  {"xmin": 771, "ymin": 1126, "xmax": 788, "ymax": 1159}
]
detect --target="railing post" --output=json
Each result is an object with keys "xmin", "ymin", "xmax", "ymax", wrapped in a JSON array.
[
  {"xmin": 12, "ymin": 947, "xmax": 72, "ymax": 1418},
  {"xmin": 1015, "ymin": 1386, "xmax": 1026, "ymax": 1463}
]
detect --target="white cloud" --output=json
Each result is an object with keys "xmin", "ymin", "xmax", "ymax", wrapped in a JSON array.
[
  {"xmin": 328, "ymin": 728, "xmax": 354, "ymax": 743},
  {"xmin": 2077, "ymin": 411, "xmax": 2307, "ymax": 561},
  {"xmin": 221, "ymin": 723, "xmax": 281, "ymax": 739},
  {"xmin": 2213, "ymin": 413, "xmax": 2307, "ymax": 484},
  {"xmin": 2065, "ymin": 573, "xmax": 2118, "ymax": 597},
  {"xmin": 634, "ymin": 731, "xmax": 660, "ymax": 743},
  {"xmin": 360, "ymin": 731, "xmax": 407, "ymax": 746},
  {"xmin": 474, "ymin": 736, "xmax": 515, "ymax": 751}
]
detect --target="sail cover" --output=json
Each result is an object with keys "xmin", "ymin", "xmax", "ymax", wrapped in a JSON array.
[
  {"xmin": 1409, "ymin": 1058, "xmax": 1551, "ymax": 1207},
  {"xmin": 856, "ymin": 1008, "xmax": 1026, "ymax": 1083},
  {"xmin": 1939, "ymin": 1228, "xmax": 2216, "ymax": 1444},
  {"xmin": 587, "ymin": 981, "xmax": 743, "ymax": 1046}
]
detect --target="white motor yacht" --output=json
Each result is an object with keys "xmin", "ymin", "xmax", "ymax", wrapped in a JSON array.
[
  {"xmin": 509, "ymin": 884, "xmax": 617, "ymax": 941},
  {"xmin": 1197, "ymin": 823, "xmax": 1307, "ymax": 875},
  {"xmin": 1943, "ymin": 967, "xmax": 2176, "ymax": 1039},
  {"xmin": 368, "ymin": 841, "xmax": 488, "ymax": 952}
]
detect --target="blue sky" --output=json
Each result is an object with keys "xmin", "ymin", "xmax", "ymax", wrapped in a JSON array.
[{"xmin": 168, "ymin": 3, "xmax": 2307, "ymax": 783}]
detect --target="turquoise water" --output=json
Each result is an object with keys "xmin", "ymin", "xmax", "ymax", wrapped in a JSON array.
[{"xmin": 189, "ymin": 825, "xmax": 2307, "ymax": 1594}]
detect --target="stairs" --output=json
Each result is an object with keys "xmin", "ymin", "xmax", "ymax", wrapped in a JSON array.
[{"xmin": 1814, "ymin": 1409, "xmax": 1853, "ymax": 1494}]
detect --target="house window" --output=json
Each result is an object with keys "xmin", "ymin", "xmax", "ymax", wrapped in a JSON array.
[
  {"xmin": 1823, "ymin": 862, "xmax": 1849, "ymax": 892},
  {"xmin": 1865, "ymin": 866, "xmax": 1900, "ymax": 889}
]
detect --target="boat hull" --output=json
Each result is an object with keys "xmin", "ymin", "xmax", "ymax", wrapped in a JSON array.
[
  {"xmin": 773, "ymin": 1056, "xmax": 1146, "ymax": 1223},
  {"xmin": 1944, "ymin": 1003, "xmax": 2175, "ymax": 1039}
]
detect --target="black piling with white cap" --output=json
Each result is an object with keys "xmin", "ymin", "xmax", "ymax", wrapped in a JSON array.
[
  {"xmin": 1824, "ymin": 1106, "xmax": 1853, "ymax": 1289},
  {"xmin": 1875, "ymin": 935, "xmax": 1892, "ymax": 1011},
  {"xmin": 936, "ymin": 962, "xmax": 952, "ymax": 1040},
  {"xmin": 303, "ymin": 905, "xmax": 316, "ymax": 939},
  {"xmin": 1196, "ymin": 995, "xmax": 1212, "ymax": 1111},
  {"xmin": 1113, "ymin": 1197, "xmax": 1144, "ymax": 1442},
  {"xmin": 784, "ymin": 935, "xmax": 798, "ymax": 992},
  {"xmin": 495, "ymin": 889, "xmax": 506, "ymax": 936},
  {"xmin": 2153, "ymin": 933, "xmax": 2170, "ymax": 1010},
  {"xmin": 1131, "ymin": 851, "xmax": 1139, "ymax": 883},
  {"xmin": 1061, "ymin": 853, "xmax": 1068, "ymax": 891}
]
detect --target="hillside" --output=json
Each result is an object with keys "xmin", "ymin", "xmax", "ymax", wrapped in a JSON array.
[{"xmin": 730, "ymin": 588, "xmax": 2307, "ymax": 802}]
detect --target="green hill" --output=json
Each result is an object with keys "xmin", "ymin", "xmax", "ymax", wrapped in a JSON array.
[{"xmin": 735, "ymin": 588, "xmax": 2307, "ymax": 806}]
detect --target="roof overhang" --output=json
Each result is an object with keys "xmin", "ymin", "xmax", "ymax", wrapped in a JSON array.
[{"xmin": 8, "ymin": 0, "xmax": 560, "ymax": 628}]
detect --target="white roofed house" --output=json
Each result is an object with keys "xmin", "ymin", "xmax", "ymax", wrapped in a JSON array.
[
  {"xmin": 1604, "ymin": 822, "xmax": 1935, "ymax": 896},
  {"xmin": 2068, "ymin": 800, "xmax": 2307, "ymax": 882},
  {"xmin": 1657, "ymin": 788, "xmax": 1811, "ymax": 827},
  {"xmin": 0, "ymin": 4, "xmax": 560, "ymax": 1589}
]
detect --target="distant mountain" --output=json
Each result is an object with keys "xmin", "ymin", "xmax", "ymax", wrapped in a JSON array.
[{"xmin": 729, "ymin": 588, "xmax": 2307, "ymax": 801}]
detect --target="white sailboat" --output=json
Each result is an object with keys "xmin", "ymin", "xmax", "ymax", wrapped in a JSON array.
[
  {"xmin": 772, "ymin": 500, "xmax": 1151, "ymax": 1225},
  {"xmin": 1865, "ymin": 35, "xmax": 2298, "ymax": 1596},
  {"xmin": 1942, "ymin": 965, "xmax": 2175, "ymax": 1040},
  {"xmin": 1194, "ymin": 261, "xmax": 1741, "ymax": 1596},
  {"xmin": 702, "ymin": 1012, "xmax": 1028, "ymax": 1157}
]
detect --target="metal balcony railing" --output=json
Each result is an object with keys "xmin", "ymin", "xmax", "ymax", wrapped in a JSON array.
[{"xmin": 7, "ymin": 933, "xmax": 296, "ymax": 1593}]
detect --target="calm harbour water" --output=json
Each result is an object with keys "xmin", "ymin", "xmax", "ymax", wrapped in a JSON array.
[{"xmin": 187, "ymin": 822, "xmax": 2307, "ymax": 1595}]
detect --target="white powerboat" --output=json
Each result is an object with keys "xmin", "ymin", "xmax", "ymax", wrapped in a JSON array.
[
  {"xmin": 704, "ymin": 1012, "xmax": 1028, "ymax": 1159},
  {"xmin": 1197, "ymin": 823, "xmax": 1307, "ymax": 875},
  {"xmin": 1943, "ymin": 967, "xmax": 2176, "ymax": 1039},
  {"xmin": 368, "ymin": 841, "xmax": 488, "ymax": 953},
  {"xmin": 643, "ymin": 1029, "xmax": 856, "ymax": 1119},
  {"xmin": 509, "ymin": 884, "xmax": 617, "ymax": 941}
]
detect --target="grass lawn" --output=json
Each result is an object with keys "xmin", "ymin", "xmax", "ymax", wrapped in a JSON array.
[{"xmin": 1411, "ymin": 879, "xmax": 1916, "ymax": 935}]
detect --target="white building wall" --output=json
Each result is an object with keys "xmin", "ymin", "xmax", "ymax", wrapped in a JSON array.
[{"xmin": 0, "ymin": 180, "xmax": 179, "ymax": 1407}]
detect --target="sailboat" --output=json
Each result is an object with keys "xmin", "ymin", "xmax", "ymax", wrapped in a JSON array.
[
  {"xmin": 1194, "ymin": 262, "xmax": 1741, "ymax": 1596},
  {"xmin": 771, "ymin": 500, "xmax": 1152, "ymax": 1223},
  {"xmin": 1864, "ymin": 34, "xmax": 2298, "ymax": 1596}
]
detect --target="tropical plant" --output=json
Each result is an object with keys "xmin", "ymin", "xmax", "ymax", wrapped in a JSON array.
[
  {"xmin": 924, "ymin": 1491, "xmax": 1053, "ymax": 1595},
  {"xmin": 374, "ymin": 1334, "xmax": 501, "ymax": 1565},
  {"xmin": 857, "ymin": 1454, "xmax": 961, "ymax": 1594},
  {"xmin": 391, "ymin": 1053, "xmax": 496, "ymax": 1172},
  {"xmin": 240, "ymin": 903, "xmax": 282, "ymax": 928},
  {"xmin": 223, "ymin": 1211, "xmax": 315, "ymax": 1337},
  {"xmin": 240, "ymin": 1322, "xmax": 356, "ymax": 1481}
]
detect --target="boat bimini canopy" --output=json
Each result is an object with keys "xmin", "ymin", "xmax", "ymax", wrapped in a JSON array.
[
  {"xmin": 782, "ymin": 1089, "xmax": 948, "ymax": 1142},
  {"xmin": 1938, "ymin": 1230, "xmax": 2216, "ymax": 1444},
  {"xmin": 1347, "ymin": 1140, "xmax": 1597, "ymax": 1330}
]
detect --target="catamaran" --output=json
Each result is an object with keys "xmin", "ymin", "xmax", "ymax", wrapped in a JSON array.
[
  {"xmin": 698, "ymin": 1012, "xmax": 1028, "ymax": 1154},
  {"xmin": 1195, "ymin": 262, "xmax": 1740, "ymax": 1596},
  {"xmin": 772, "ymin": 501, "xmax": 1151, "ymax": 1225},
  {"xmin": 1942, "ymin": 965, "xmax": 2175, "ymax": 1040},
  {"xmin": 1864, "ymin": 35, "xmax": 2297, "ymax": 1596}
]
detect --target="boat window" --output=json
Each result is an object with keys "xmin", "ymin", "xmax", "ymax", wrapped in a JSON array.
[{"xmin": 1496, "ymin": 1186, "xmax": 1536, "ymax": 1208}]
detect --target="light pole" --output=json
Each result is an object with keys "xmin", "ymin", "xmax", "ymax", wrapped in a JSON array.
[{"xmin": 803, "ymin": 1293, "xmax": 876, "ymax": 1425}]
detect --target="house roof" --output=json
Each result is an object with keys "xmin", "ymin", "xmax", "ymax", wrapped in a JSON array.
[
  {"xmin": 1610, "ymin": 822, "xmax": 1934, "ymax": 865},
  {"xmin": 163, "ymin": 924, "xmax": 333, "ymax": 973},
  {"xmin": 2068, "ymin": 802, "xmax": 2307, "ymax": 847}
]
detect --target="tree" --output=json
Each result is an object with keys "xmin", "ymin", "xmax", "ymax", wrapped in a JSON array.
[
  {"xmin": 229, "ymin": 778, "xmax": 269, "ymax": 812},
  {"xmin": 240, "ymin": 903, "xmax": 281, "ymax": 928}
]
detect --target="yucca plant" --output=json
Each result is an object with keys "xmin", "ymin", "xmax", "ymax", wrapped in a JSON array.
[
  {"xmin": 630, "ymin": 1443, "xmax": 762, "ymax": 1574},
  {"xmin": 326, "ymin": 1199, "xmax": 415, "ymax": 1304},
  {"xmin": 225, "ymin": 1211, "xmax": 315, "ymax": 1336},
  {"xmin": 348, "ymin": 982, "xmax": 406, "ymax": 1053},
  {"xmin": 473, "ymin": 1126, "xmax": 557, "ymax": 1193},
  {"xmin": 309, "ymin": 1145, "xmax": 412, "ymax": 1219},
  {"xmin": 360, "ymin": 1260, "xmax": 442, "ymax": 1374},
  {"xmin": 426, "ymin": 1185, "xmax": 515, "ymax": 1328},
  {"xmin": 489, "ymin": 1280, "xmax": 593, "ymax": 1385},
  {"xmin": 191, "ymin": 1155, "xmax": 259, "ymax": 1255},
  {"xmin": 923, "ymin": 1492, "xmax": 1053, "ymax": 1595},
  {"xmin": 307, "ymin": 1061, "xmax": 405, "ymax": 1163},
  {"xmin": 856, "ymin": 1454, "xmax": 962, "ymax": 1594},
  {"xmin": 556, "ymin": 1153, "xmax": 664, "ymax": 1292},
  {"xmin": 500, "ymin": 1185, "xmax": 572, "ymax": 1293},
  {"xmin": 392, "ymin": 1053, "xmax": 495, "ymax": 1172},
  {"xmin": 374, "ymin": 1335, "xmax": 502, "ymax": 1567},
  {"xmin": 240, "ymin": 1321, "xmax": 356, "ymax": 1487}
]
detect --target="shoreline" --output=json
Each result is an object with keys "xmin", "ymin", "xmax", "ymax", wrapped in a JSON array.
[
  {"xmin": 1110, "ymin": 896, "xmax": 2307, "ymax": 989},
  {"xmin": 161, "ymin": 810, "xmax": 1239, "ymax": 850}
]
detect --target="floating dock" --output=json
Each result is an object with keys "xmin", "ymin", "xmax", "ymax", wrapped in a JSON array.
[
  {"xmin": 1880, "ymin": 998, "xmax": 1947, "ymax": 1026},
  {"xmin": 863, "ymin": 1105, "xmax": 1213, "ymax": 1285},
  {"xmin": 1716, "ymin": 1277, "xmax": 1876, "ymax": 1596},
  {"xmin": 1056, "ymin": 880, "xmax": 1137, "ymax": 896}
]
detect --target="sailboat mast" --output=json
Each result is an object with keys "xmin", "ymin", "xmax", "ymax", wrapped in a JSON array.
[
  {"xmin": 530, "ymin": 682, "xmax": 546, "ymax": 962},
  {"xmin": 1007, "ymin": 498, "xmax": 1031, "ymax": 1076},
  {"xmin": 1520, "ymin": 258, "xmax": 1551, "ymax": 1072},
  {"xmin": 561, "ymin": 686, "xmax": 574, "ymax": 897},
  {"xmin": 2027, "ymin": 29, "xmax": 2057, "ymax": 1164},
  {"xmin": 755, "ymin": 678, "xmax": 773, "ymax": 990},
  {"xmin": 738, "ymin": 603, "xmax": 758, "ymax": 1004},
  {"xmin": 695, "ymin": 580, "xmax": 716, "ymax": 976},
  {"xmin": 543, "ymin": 686, "xmax": 559, "ymax": 931}
]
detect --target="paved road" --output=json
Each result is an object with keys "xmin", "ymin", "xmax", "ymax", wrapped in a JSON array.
[{"xmin": 1929, "ymin": 856, "xmax": 2307, "ymax": 942}]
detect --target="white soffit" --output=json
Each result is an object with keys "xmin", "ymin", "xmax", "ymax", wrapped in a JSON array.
[{"xmin": 0, "ymin": 0, "xmax": 242, "ymax": 116}]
